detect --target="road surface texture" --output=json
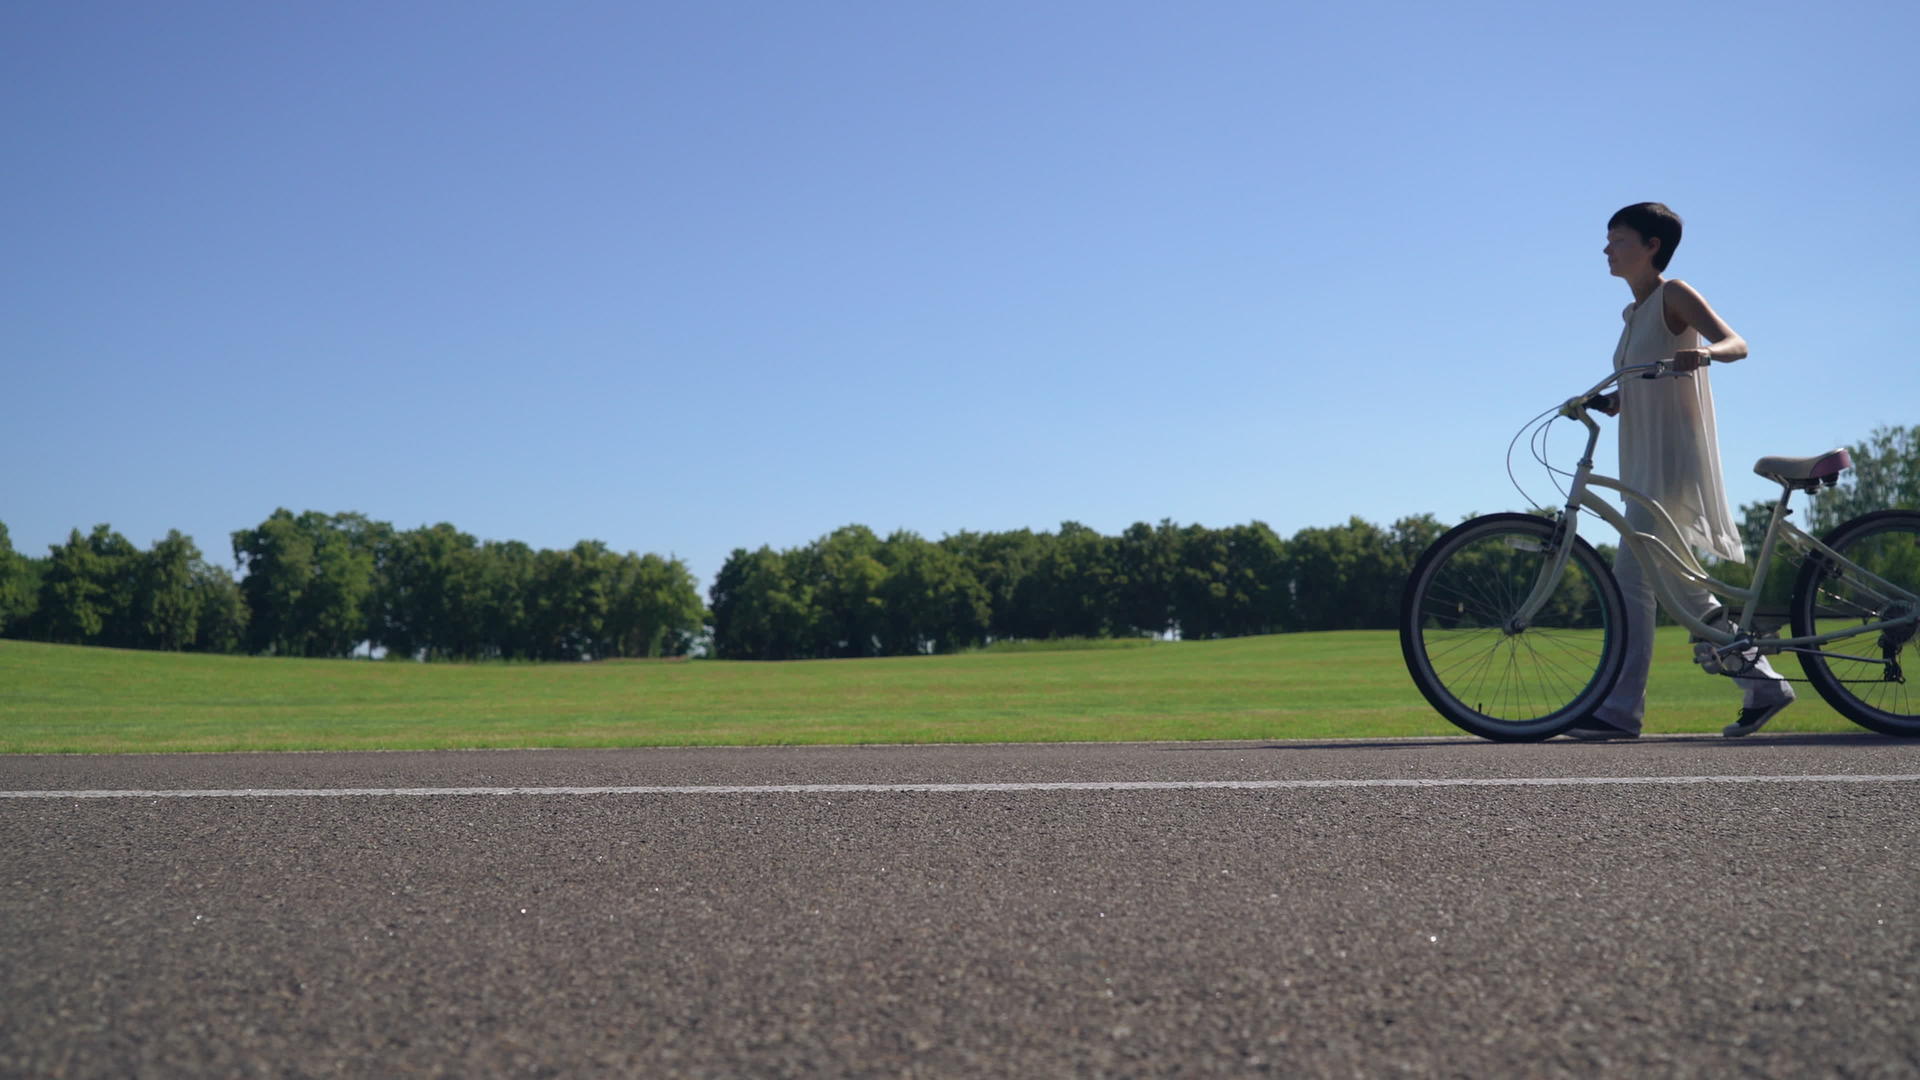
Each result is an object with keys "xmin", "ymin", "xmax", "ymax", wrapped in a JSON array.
[{"xmin": 4, "ymin": 734, "xmax": 1918, "ymax": 1077}]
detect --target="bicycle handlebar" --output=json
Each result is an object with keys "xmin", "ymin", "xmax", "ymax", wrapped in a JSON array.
[{"xmin": 1560, "ymin": 360, "xmax": 1692, "ymax": 420}]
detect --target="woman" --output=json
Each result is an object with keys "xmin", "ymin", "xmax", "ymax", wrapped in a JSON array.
[{"xmin": 1564, "ymin": 202, "xmax": 1796, "ymax": 740}]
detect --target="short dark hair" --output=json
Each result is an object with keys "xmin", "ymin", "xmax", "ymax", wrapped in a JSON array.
[{"xmin": 1608, "ymin": 202, "xmax": 1683, "ymax": 271}]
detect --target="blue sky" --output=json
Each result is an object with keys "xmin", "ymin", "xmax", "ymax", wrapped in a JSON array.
[{"xmin": 5, "ymin": 0, "xmax": 1915, "ymax": 592}]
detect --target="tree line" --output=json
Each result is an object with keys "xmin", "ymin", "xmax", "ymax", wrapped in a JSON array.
[
  {"xmin": 707, "ymin": 517, "xmax": 1449, "ymax": 659},
  {"xmin": 0, "ymin": 510, "xmax": 703, "ymax": 661},
  {"xmin": 704, "ymin": 421, "xmax": 1913, "ymax": 658},
  {"xmin": 0, "ymin": 510, "xmax": 1449, "ymax": 660},
  {"xmin": 2, "ymin": 423, "xmax": 1910, "ymax": 662}
]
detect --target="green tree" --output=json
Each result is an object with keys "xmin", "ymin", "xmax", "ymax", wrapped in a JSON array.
[
  {"xmin": 1811, "ymin": 423, "xmax": 1920, "ymax": 530},
  {"xmin": 877, "ymin": 531, "xmax": 990, "ymax": 655},
  {"xmin": 233, "ymin": 511, "xmax": 312, "ymax": 654},
  {"xmin": 807, "ymin": 525, "xmax": 889, "ymax": 658},
  {"xmin": 137, "ymin": 530, "xmax": 204, "ymax": 651},
  {"xmin": 527, "ymin": 546, "xmax": 580, "ymax": 661},
  {"xmin": 709, "ymin": 546, "xmax": 822, "ymax": 660},
  {"xmin": 1113, "ymin": 520, "xmax": 1181, "ymax": 638},
  {"xmin": 0, "ymin": 522, "xmax": 38, "ymax": 636},
  {"xmin": 1172, "ymin": 522, "xmax": 1289, "ymax": 639},
  {"xmin": 1286, "ymin": 517, "xmax": 1405, "ymax": 631},
  {"xmin": 1387, "ymin": 514, "xmax": 1450, "ymax": 617},
  {"xmin": 36, "ymin": 525, "xmax": 140, "ymax": 646},
  {"xmin": 233, "ymin": 510, "xmax": 382, "ymax": 657},
  {"xmin": 523, "ymin": 540, "xmax": 630, "ymax": 660},
  {"xmin": 191, "ymin": 560, "xmax": 249, "ymax": 654},
  {"xmin": 1171, "ymin": 525, "xmax": 1228, "ymax": 640},
  {"xmin": 372, "ymin": 523, "xmax": 479, "ymax": 660},
  {"xmin": 604, "ymin": 552, "xmax": 706, "ymax": 658},
  {"xmin": 477, "ymin": 540, "xmax": 537, "ymax": 660},
  {"xmin": 941, "ymin": 529, "xmax": 1045, "ymax": 643},
  {"xmin": 1013, "ymin": 523, "xmax": 1114, "ymax": 639}
]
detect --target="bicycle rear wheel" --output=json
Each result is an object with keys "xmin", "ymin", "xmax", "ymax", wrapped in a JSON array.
[
  {"xmin": 1401, "ymin": 513, "xmax": 1628, "ymax": 741},
  {"xmin": 1789, "ymin": 510, "xmax": 1920, "ymax": 736}
]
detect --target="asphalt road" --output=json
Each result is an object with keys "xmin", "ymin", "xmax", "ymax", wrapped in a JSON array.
[{"xmin": 4, "ymin": 735, "xmax": 1918, "ymax": 1077}]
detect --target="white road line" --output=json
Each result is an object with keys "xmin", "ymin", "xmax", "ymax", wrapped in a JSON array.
[{"xmin": 3, "ymin": 774, "xmax": 1920, "ymax": 799}]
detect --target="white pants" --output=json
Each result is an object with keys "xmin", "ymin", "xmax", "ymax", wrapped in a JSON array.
[{"xmin": 1593, "ymin": 503, "xmax": 1794, "ymax": 733}]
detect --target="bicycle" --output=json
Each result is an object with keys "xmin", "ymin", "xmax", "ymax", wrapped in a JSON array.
[{"xmin": 1399, "ymin": 360, "xmax": 1920, "ymax": 741}]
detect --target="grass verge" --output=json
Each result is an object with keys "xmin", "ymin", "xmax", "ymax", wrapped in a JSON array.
[{"xmin": 0, "ymin": 631, "xmax": 1862, "ymax": 754}]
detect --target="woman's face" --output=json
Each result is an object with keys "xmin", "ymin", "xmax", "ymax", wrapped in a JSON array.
[{"xmin": 1603, "ymin": 226, "xmax": 1658, "ymax": 278}]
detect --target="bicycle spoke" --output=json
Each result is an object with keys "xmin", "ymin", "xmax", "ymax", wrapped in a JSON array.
[
  {"xmin": 1790, "ymin": 513, "xmax": 1920, "ymax": 733},
  {"xmin": 1404, "ymin": 517, "xmax": 1626, "ymax": 736}
]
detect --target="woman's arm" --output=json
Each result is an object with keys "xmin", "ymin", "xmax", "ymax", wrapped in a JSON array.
[{"xmin": 1663, "ymin": 280, "xmax": 1749, "ymax": 371}]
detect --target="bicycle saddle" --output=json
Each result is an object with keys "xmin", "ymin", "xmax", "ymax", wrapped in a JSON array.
[{"xmin": 1754, "ymin": 448, "xmax": 1852, "ymax": 488}]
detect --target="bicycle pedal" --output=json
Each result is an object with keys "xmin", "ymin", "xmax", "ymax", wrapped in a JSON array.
[
  {"xmin": 1692, "ymin": 641, "xmax": 1728, "ymax": 674},
  {"xmin": 1694, "ymin": 638, "xmax": 1760, "ymax": 676}
]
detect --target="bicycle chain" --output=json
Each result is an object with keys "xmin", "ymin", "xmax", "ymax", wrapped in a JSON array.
[{"xmin": 1697, "ymin": 665, "xmax": 1913, "ymax": 687}]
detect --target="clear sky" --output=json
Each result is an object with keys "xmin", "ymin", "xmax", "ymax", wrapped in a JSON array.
[{"xmin": 5, "ymin": 0, "xmax": 1915, "ymax": 593}]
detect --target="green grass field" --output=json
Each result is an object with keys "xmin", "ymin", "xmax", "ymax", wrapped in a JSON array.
[{"xmin": 0, "ymin": 631, "xmax": 1863, "ymax": 754}]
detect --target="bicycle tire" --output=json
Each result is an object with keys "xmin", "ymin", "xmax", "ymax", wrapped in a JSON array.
[
  {"xmin": 1789, "ymin": 509, "xmax": 1920, "ymax": 736},
  {"xmin": 1401, "ymin": 513, "xmax": 1628, "ymax": 741}
]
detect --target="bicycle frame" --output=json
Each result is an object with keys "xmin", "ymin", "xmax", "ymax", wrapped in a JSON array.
[{"xmin": 1511, "ymin": 364, "xmax": 1919, "ymax": 664}]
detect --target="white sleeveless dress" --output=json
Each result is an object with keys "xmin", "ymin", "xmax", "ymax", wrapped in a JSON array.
[
  {"xmin": 1612, "ymin": 280, "xmax": 1745, "ymax": 563},
  {"xmin": 1593, "ymin": 280, "xmax": 1790, "ymax": 732}
]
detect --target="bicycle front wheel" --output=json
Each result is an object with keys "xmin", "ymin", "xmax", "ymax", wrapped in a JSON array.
[
  {"xmin": 1790, "ymin": 510, "xmax": 1920, "ymax": 736},
  {"xmin": 1401, "ymin": 513, "xmax": 1628, "ymax": 741}
]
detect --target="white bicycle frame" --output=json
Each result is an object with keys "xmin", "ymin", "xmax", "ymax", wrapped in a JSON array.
[{"xmin": 1512, "ymin": 362, "xmax": 1918, "ymax": 668}]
